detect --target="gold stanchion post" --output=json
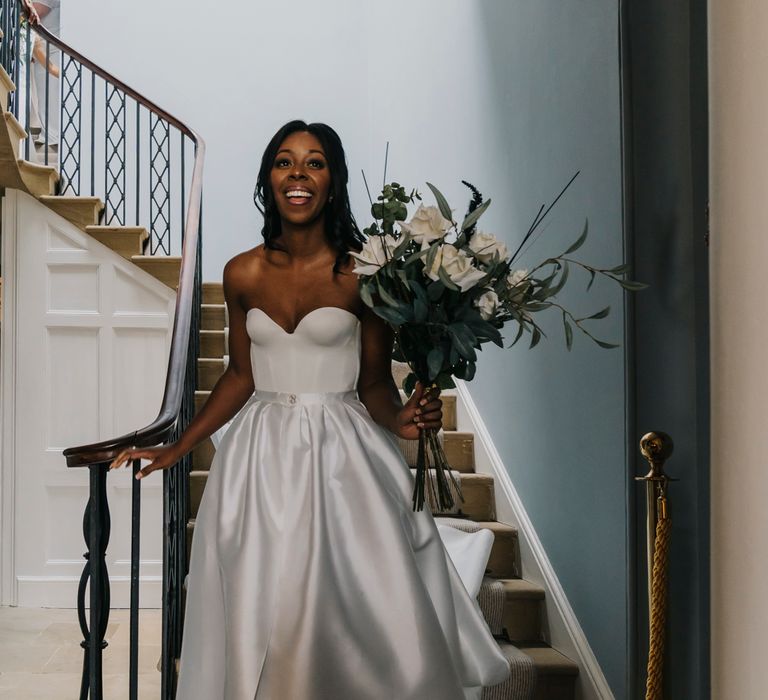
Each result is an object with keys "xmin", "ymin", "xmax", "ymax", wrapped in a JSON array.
[{"xmin": 635, "ymin": 431, "xmax": 677, "ymax": 700}]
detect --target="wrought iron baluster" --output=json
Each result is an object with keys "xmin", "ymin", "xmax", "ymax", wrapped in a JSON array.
[
  {"xmin": 60, "ymin": 53, "xmax": 82, "ymax": 194},
  {"xmin": 23, "ymin": 21, "xmax": 29, "ymax": 160},
  {"xmin": 104, "ymin": 82, "xmax": 126, "ymax": 224},
  {"xmin": 44, "ymin": 37, "xmax": 49, "ymax": 165},
  {"xmin": 77, "ymin": 462, "xmax": 111, "ymax": 700},
  {"xmin": 90, "ymin": 71, "xmax": 95, "ymax": 196},
  {"xmin": 129, "ymin": 457, "xmax": 142, "ymax": 700},
  {"xmin": 136, "ymin": 100, "xmax": 140, "ymax": 227},
  {"xmin": 150, "ymin": 112, "xmax": 171, "ymax": 254}
]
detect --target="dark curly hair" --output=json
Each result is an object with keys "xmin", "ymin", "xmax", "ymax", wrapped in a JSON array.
[{"xmin": 253, "ymin": 119, "xmax": 365, "ymax": 274}]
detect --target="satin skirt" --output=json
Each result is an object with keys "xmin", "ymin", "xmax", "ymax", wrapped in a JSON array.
[{"xmin": 175, "ymin": 389, "xmax": 510, "ymax": 700}]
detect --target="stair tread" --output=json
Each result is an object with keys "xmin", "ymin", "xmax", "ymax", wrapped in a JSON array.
[
  {"xmin": 86, "ymin": 224, "xmax": 148, "ymax": 236},
  {"xmin": 0, "ymin": 64, "xmax": 15, "ymax": 92},
  {"xmin": 18, "ymin": 159, "xmax": 58, "ymax": 176},
  {"xmin": 4, "ymin": 111, "xmax": 26, "ymax": 139},
  {"xmin": 506, "ymin": 642, "xmax": 579, "ymax": 676},
  {"xmin": 499, "ymin": 578, "xmax": 546, "ymax": 599},
  {"xmin": 131, "ymin": 254, "xmax": 182, "ymax": 262},
  {"xmin": 38, "ymin": 194, "xmax": 103, "ymax": 204}
]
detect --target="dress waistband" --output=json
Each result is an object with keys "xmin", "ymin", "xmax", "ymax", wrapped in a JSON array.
[{"xmin": 248, "ymin": 388, "xmax": 358, "ymax": 406}]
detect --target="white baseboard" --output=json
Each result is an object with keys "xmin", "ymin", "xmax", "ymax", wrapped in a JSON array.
[
  {"xmin": 454, "ymin": 380, "xmax": 615, "ymax": 700},
  {"xmin": 15, "ymin": 576, "xmax": 162, "ymax": 608}
]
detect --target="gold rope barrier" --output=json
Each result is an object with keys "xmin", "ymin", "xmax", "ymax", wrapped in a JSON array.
[{"xmin": 636, "ymin": 432, "xmax": 676, "ymax": 700}]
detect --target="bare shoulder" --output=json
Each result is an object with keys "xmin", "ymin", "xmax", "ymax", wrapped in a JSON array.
[{"xmin": 222, "ymin": 244, "xmax": 264, "ymax": 310}]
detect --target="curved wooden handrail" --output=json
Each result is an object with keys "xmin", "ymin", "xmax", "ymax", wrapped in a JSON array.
[{"xmin": 11, "ymin": 6, "xmax": 209, "ymax": 467}]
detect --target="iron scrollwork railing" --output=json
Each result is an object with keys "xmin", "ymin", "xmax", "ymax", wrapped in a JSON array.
[{"xmin": 0, "ymin": 2, "xmax": 206, "ymax": 698}]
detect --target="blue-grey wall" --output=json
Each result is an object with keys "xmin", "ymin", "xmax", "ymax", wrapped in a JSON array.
[{"xmin": 471, "ymin": 4, "xmax": 630, "ymax": 696}]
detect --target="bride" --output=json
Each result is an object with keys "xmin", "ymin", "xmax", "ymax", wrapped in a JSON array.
[{"xmin": 109, "ymin": 119, "xmax": 511, "ymax": 699}]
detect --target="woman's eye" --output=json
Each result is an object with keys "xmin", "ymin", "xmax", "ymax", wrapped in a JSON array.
[
  {"xmin": 308, "ymin": 159, "xmax": 325, "ymax": 168},
  {"xmin": 274, "ymin": 158, "xmax": 290, "ymax": 167}
]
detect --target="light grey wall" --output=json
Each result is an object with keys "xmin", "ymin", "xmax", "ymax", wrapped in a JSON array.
[{"xmin": 64, "ymin": 1, "xmax": 629, "ymax": 694}]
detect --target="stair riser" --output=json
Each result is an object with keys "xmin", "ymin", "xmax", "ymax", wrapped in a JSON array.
[
  {"xmin": 533, "ymin": 676, "xmax": 577, "ymax": 700},
  {"xmin": 132, "ymin": 259, "xmax": 180, "ymax": 290},
  {"xmin": 202, "ymin": 282, "xmax": 224, "ymax": 304},
  {"xmin": 486, "ymin": 531, "xmax": 519, "ymax": 580},
  {"xmin": 201, "ymin": 305, "xmax": 226, "ymax": 330},
  {"xmin": 200, "ymin": 330, "xmax": 226, "ymax": 358},
  {"xmin": 502, "ymin": 599, "xmax": 542, "ymax": 643},
  {"xmin": 86, "ymin": 229, "xmax": 146, "ymax": 258},
  {"xmin": 197, "ymin": 360, "xmax": 225, "ymax": 390},
  {"xmin": 192, "ymin": 439, "xmax": 215, "ymax": 471},
  {"xmin": 448, "ymin": 479, "xmax": 495, "ymax": 521},
  {"xmin": 38, "ymin": 196, "xmax": 103, "ymax": 228}
]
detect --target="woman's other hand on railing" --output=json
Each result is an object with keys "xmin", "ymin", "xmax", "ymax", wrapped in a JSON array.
[
  {"xmin": 109, "ymin": 443, "xmax": 186, "ymax": 480},
  {"xmin": 21, "ymin": 0, "xmax": 40, "ymax": 25}
]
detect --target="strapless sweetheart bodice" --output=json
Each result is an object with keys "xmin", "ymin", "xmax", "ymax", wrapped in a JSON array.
[{"xmin": 246, "ymin": 306, "xmax": 361, "ymax": 394}]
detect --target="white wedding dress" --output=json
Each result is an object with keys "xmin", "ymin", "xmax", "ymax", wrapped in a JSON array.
[{"xmin": 175, "ymin": 305, "xmax": 511, "ymax": 699}]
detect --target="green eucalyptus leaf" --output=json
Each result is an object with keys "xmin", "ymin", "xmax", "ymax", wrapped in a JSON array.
[
  {"xmin": 427, "ymin": 346, "xmax": 444, "ymax": 380},
  {"xmin": 425, "ymin": 241, "xmax": 440, "ymax": 270},
  {"xmin": 438, "ymin": 266, "xmax": 461, "ymax": 291},
  {"xmin": 586, "ymin": 268, "xmax": 597, "ymax": 291},
  {"xmin": 403, "ymin": 246, "xmax": 432, "ymax": 266},
  {"xmin": 426, "ymin": 181, "xmax": 454, "ymax": 222},
  {"xmin": 585, "ymin": 306, "xmax": 611, "ymax": 320},
  {"xmin": 509, "ymin": 321, "xmax": 526, "ymax": 347},
  {"xmin": 414, "ymin": 298, "xmax": 429, "ymax": 323},
  {"xmin": 448, "ymin": 324, "xmax": 478, "ymax": 360},
  {"xmin": 377, "ymin": 282, "xmax": 403, "ymax": 309},
  {"xmin": 563, "ymin": 218, "xmax": 589, "ymax": 255},
  {"xmin": 359, "ymin": 280, "xmax": 375, "ymax": 308},
  {"xmin": 593, "ymin": 338, "xmax": 620, "ymax": 349},
  {"xmin": 529, "ymin": 326, "xmax": 542, "ymax": 349},
  {"xmin": 372, "ymin": 305, "xmax": 408, "ymax": 326},
  {"xmin": 563, "ymin": 313, "xmax": 573, "ymax": 351},
  {"xmin": 460, "ymin": 198, "xmax": 492, "ymax": 231},
  {"xmin": 619, "ymin": 279, "xmax": 649, "ymax": 291}
]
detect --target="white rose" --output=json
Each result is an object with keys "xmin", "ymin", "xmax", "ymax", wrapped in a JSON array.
[
  {"xmin": 468, "ymin": 230, "xmax": 509, "ymax": 264},
  {"xmin": 349, "ymin": 234, "xmax": 399, "ymax": 276},
  {"xmin": 399, "ymin": 204, "xmax": 452, "ymax": 248},
  {"xmin": 506, "ymin": 268, "xmax": 528, "ymax": 288},
  {"xmin": 474, "ymin": 288, "xmax": 499, "ymax": 320},
  {"xmin": 425, "ymin": 243, "xmax": 486, "ymax": 291}
]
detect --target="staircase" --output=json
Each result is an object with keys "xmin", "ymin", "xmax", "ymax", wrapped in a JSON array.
[
  {"xmin": 184, "ymin": 282, "xmax": 579, "ymax": 700},
  {"xmin": 0, "ymin": 65, "xmax": 183, "ymax": 291}
]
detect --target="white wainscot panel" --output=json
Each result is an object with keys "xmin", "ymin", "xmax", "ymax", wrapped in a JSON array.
[
  {"xmin": 44, "ymin": 483, "xmax": 90, "ymax": 566},
  {"xmin": 48, "ymin": 263, "xmax": 101, "ymax": 313},
  {"xmin": 46, "ymin": 326, "xmax": 100, "ymax": 448},
  {"xmin": 46, "ymin": 221, "xmax": 87, "ymax": 251},
  {"xmin": 112, "ymin": 327, "xmax": 169, "ymax": 436},
  {"xmin": 113, "ymin": 266, "xmax": 173, "ymax": 315}
]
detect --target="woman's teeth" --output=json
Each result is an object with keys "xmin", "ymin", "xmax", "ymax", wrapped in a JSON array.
[{"xmin": 286, "ymin": 189, "xmax": 313, "ymax": 201}]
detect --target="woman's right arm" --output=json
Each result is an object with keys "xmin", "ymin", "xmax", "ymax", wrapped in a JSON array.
[{"xmin": 109, "ymin": 255, "xmax": 255, "ymax": 476}]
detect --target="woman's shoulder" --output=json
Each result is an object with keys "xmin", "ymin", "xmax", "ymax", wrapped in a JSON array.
[{"xmin": 222, "ymin": 246, "xmax": 264, "ymax": 292}]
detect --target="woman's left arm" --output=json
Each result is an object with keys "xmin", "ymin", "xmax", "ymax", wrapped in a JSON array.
[{"xmin": 357, "ymin": 307, "xmax": 443, "ymax": 440}]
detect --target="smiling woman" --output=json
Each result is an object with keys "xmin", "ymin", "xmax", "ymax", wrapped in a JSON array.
[{"xmin": 109, "ymin": 119, "xmax": 513, "ymax": 698}]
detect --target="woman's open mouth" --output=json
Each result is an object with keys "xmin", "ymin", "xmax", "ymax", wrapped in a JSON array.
[{"xmin": 285, "ymin": 188, "xmax": 314, "ymax": 206}]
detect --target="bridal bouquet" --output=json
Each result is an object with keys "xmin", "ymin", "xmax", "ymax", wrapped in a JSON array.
[{"xmin": 350, "ymin": 179, "xmax": 643, "ymax": 512}]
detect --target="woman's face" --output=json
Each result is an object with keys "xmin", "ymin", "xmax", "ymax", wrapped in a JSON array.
[{"xmin": 269, "ymin": 130, "xmax": 332, "ymax": 229}]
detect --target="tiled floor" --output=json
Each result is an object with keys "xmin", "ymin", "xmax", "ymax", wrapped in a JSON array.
[{"xmin": 0, "ymin": 605, "xmax": 162, "ymax": 699}]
